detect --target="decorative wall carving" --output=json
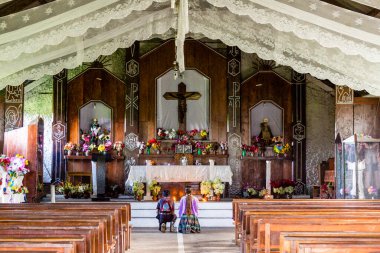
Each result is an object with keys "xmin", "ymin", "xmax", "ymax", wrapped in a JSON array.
[
  {"xmin": 125, "ymin": 132, "xmax": 138, "ymax": 151},
  {"xmin": 336, "ymin": 86, "xmax": 354, "ymax": 105},
  {"xmin": 228, "ymin": 133, "xmax": 242, "ymax": 196},
  {"xmin": 5, "ymin": 84, "xmax": 23, "ymax": 132}
]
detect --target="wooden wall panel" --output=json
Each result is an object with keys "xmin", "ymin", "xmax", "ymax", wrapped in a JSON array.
[
  {"xmin": 241, "ymin": 71, "xmax": 293, "ymax": 145},
  {"xmin": 139, "ymin": 39, "xmax": 227, "ymax": 142},
  {"xmin": 67, "ymin": 68, "xmax": 126, "ymax": 143},
  {"xmin": 336, "ymin": 97, "xmax": 380, "ymax": 141}
]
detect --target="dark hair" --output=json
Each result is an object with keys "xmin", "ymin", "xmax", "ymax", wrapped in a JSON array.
[
  {"xmin": 185, "ymin": 188, "xmax": 191, "ymax": 195},
  {"xmin": 162, "ymin": 190, "xmax": 170, "ymax": 197}
]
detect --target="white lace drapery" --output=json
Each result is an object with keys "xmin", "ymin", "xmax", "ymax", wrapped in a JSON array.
[{"xmin": 0, "ymin": 0, "xmax": 379, "ymax": 95}]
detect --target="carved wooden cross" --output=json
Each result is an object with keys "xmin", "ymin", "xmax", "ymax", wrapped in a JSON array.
[{"xmin": 163, "ymin": 82, "xmax": 201, "ymax": 130}]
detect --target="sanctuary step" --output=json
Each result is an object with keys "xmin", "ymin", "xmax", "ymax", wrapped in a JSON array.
[{"xmin": 131, "ymin": 201, "xmax": 233, "ymax": 228}]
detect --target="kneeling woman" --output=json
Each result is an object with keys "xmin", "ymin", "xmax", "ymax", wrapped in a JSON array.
[{"xmin": 178, "ymin": 187, "xmax": 201, "ymax": 233}]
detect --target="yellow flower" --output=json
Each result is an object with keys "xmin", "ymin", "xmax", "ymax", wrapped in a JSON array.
[
  {"xmin": 25, "ymin": 160, "xmax": 29, "ymax": 166},
  {"xmin": 98, "ymin": 144, "xmax": 106, "ymax": 152}
]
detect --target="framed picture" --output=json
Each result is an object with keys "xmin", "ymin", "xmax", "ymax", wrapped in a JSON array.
[
  {"xmin": 184, "ymin": 145, "xmax": 192, "ymax": 154},
  {"xmin": 175, "ymin": 144, "xmax": 184, "ymax": 154}
]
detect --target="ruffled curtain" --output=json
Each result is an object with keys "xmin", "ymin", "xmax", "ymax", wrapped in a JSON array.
[{"xmin": 0, "ymin": 0, "xmax": 379, "ymax": 95}]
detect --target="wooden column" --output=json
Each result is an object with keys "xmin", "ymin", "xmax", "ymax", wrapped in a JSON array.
[
  {"xmin": 291, "ymin": 71, "xmax": 306, "ymax": 184},
  {"xmin": 52, "ymin": 69, "xmax": 68, "ymax": 182},
  {"xmin": 124, "ymin": 42, "xmax": 140, "ymax": 183},
  {"xmin": 227, "ymin": 46, "xmax": 242, "ymax": 196},
  {"xmin": 4, "ymin": 84, "xmax": 23, "ymax": 132}
]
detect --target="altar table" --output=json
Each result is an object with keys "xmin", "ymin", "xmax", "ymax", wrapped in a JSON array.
[{"xmin": 128, "ymin": 165, "xmax": 233, "ymax": 184}]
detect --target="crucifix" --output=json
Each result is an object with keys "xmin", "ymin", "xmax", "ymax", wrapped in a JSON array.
[{"xmin": 163, "ymin": 82, "xmax": 201, "ymax": 130}]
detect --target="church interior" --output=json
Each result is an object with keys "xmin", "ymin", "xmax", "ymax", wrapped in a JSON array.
[{"xmin": 0, "ymin": 0, "xmax": 380, "ymax": 252}]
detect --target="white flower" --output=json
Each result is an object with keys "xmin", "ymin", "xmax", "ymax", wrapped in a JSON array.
[
  {"xmin": 22, "ymin": 15, "xmax": 30, "ymax": 23},
  {"xmin": 45, "ymin": 7, "xmax": 53, "ymax": 15},
  {"xmin": 0, "ymin": 21, "xmax": 6, "ymax": 30}
]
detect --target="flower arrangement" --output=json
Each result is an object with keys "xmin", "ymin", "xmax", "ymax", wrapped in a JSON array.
[
  {"xmin": 0, "ymin": 155, "xmax": 10, "ymax": 168},
  {"xmin": 188, "ymin": 129, "xmax": 199, "ymax": 138},
  {"xmin": 368, "ymin": 186, "xmax": 377, "ymax": 199},
  {"xmin": 259, "ymin": 189, "xmax": 268, "ymax": 198},
  {"xmin": 64, "ymin": 142, "xmax": 76, "ymax": 151},
  {"xmin": 8, "ymin": 154, "xmax": 30, "ymax": 175},
  {"xmin": 242, "ymin": 183, "xmax": 262, "ymax": 198},
  {"xmin": 81, "ymin": 133, "xmax": 91, "ymax": 144},
  {"xmin": 167, "ymin": 129, "xmax": 177, "ymax": 139},
  {"xmin": 147, "ymin": 138, "xmax": 160, "ymax": 150},
  {"xmin": 271, "ymin": 179, "xmax": 295, "ymax": 198},
  {"xmin": 137, "ymin": 141, "xmax": 146, "ymax": 154},
  {"xmin": 98, "ymin": 144, "xmax": 106, "ymax": 153},
  {"xmin": 220, "ymin": 142, "xmax": 228, "ymax": 151},
  {"xmin": 89, "ymin": 143, "xmax": 97, "ymax": 151},
  {"xmin": 132, "ymin": 181, "xmax": 145, "ymax": 199},
  {"xmin": 205, "ymin": 143, "xmax": 213, "ymax": 152},
  {"xmin": 149, "ymin": 179, "xmax": 161, "ymax": 200},
  {"xmin": 157, "ymin": 128, "xmax": 166, "ymax": 139},
  {"xmin": 82, "ymin": 143, "xmax": 90, "ymax": 152},
  {"xmin": 113, "ymin": 141, "xmax": 125, "ymax": 155},
  {"xmin": 200, "ymin": 180, "xmax": 213, "ymax": 197},
  {"xmin": 98, "ymin": 133, "xmax": 111, "ymax": 143},
  {"xmin": 200, "ymin": 129, "xmax": 208, "ymax": 140},
  {"xmin": 212, "ymin": 178, "xmax": 225, "ymax": 196}
]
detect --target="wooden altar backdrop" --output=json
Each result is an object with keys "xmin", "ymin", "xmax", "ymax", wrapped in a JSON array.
[{"xmin": 65, "ymin": 68, "xmax": 126, "ymax": 191}]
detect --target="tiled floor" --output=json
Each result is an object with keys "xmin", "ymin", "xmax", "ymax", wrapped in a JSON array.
[{"xmin": 130, "ymin": 227, "xmax": 240, "ymax": 253}]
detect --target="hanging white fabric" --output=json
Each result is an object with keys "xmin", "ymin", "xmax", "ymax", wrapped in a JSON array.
[
  {"xmin": 175, "ymin": 0, "xmax": 189, "ymax": 73},
  {"xmin": 0, "ymin": 0, "xmax": 380, "ymax": 95}
]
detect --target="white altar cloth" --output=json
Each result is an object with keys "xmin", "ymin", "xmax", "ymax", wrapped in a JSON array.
[{"xmin": 128, "ymin": 165, "xmax": 232, "ymax": 184}]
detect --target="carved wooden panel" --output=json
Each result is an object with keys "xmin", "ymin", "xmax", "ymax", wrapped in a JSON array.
[
  {"xmin": 139, "ymin": 39, "xmax": 227, "ymax": 142},
  {"xmin": 5, "ymin": 84, "xmax": 23, "ymax": 132},
  {"xmin": 67, "ymin": 68, "xmax": 126, "ymax": 143}
]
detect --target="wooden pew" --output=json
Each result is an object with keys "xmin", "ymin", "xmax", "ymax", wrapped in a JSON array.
[
  {"xmin": 233, "ymin": 199, "xmax": 380, "ymax": 244},
  {"xmin": 0, "ymin": 202, "xmax": 131, "ymax": 252},
  {"xmin": 0, "ymin": 203, "xmax": 130, "ymax": 253},
  {"xmin": 279, "ymin": 231, "xmax": 380, "ymax": 253},
  {"xmin": 297, "ymin": 242, "xmax": 380, "ymax": 253},
  {"xmin": 0, "ymin": 241, "xmax": 77, "ymax": 253},
  {"xmin": 232, "ymin": 200, "xmax": 380, "ymax": 253},
  {"xmin": 256, "ymin": 216, "xmax": 380, "ymax": 252}
]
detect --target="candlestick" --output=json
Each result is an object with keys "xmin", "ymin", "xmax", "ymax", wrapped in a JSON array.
[
  {"xmin": 51, "ymin": 184, "xmax": 56, "ymax": 203},
  {"xmin": 266, "ymin": 160, "xmax": 272, "ymax": 195}
]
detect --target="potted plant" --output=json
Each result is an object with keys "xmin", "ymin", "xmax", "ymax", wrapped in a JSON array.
[
  {"xmin": 212, "ymin": 178, "xmax": 225, "ymax": 201},
  {"xmin": 62, "ymin": 181, "xmax": 73, "ymax": 199},
  {"xmin": 200, "ymin": 180, "xmax": 213, "ymax": 200},
  {"xmin": 149, "ymin": 180, "xmax": 161, "ymax": 201},
  {"xmin": 132, "ymin": 181, "xmax": 145, "ymax": 201},
  {"xmin": 282, "ymin": 179, "xmax": 295, "ymax": 199}
]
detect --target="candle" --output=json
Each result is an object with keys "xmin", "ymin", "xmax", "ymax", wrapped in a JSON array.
[
  {"xmin": 266, "ymin": 161, "xmax": 271, "ymax": 194},
  {"xmin": 51, "ymin": 184, "xmax": 56, "ymax": 203}
]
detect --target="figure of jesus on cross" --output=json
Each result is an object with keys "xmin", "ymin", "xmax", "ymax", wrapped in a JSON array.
[{"xmin": 163, "ymin": 82, "xmax": 201, "ymax": 131}]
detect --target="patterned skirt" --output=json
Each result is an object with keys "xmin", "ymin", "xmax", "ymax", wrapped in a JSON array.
[{"xmin": 178, "ymin": 214, "xmax": 201, "ymax": 233}]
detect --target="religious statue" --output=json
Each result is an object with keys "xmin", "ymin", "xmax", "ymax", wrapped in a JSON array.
[
  {"xmin": 90, "ymin": 118, "xmax": 101, "ymax": 145},
  {"xmin": 259, "ymin": 118, "xmax": 273, "ymax": 144}
]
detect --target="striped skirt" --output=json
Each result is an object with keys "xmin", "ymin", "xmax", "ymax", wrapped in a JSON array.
[{"xmin": 178, "ymin": 214, "xmax": 201, "ymax": 233}]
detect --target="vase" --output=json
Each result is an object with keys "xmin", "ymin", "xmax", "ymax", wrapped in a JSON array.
[
  {"xmin": 67, "ymin": 150, "xmax": 72, "ymax": 156},
  {"xmin": 215, "ymin": 194, "xmax": 221, "ymax": 201},
  {"xmin": 242, "ymin": 150, "xmax": 246, "ymax": 157},
  {"xmin": 197, "ymin": 149, "xmax": 202, "ymax": 155},
  {"xmin": 85, "ymin": 150, "xmax": 90, "ymax": 156},
  {"xmin": 136, "ymin": 195, "xmax": 143, "ymax": 201},
  {"xmin": 147, "ymin": 148, "xmax": 151, "ymax": 155}
]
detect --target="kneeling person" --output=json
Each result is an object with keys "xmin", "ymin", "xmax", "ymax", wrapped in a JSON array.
[{"xmin": 156, "ymin": 190, "xmax": 177, "ymax": 232}]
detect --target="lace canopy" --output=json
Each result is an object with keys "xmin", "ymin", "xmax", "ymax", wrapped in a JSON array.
[{"xmin": 0, "ymin": 0, "xmax": 380, "ymax": 94}]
